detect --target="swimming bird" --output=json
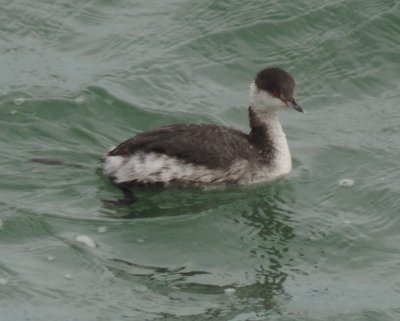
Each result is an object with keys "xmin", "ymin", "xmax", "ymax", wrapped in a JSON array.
[{"xmin": 103, "ymin": 67, "xmax": 303, "ymax": 205}]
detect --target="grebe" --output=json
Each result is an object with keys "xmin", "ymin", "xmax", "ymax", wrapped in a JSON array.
[{"xmin": 103, "ymin": 67, "xmax": 303, "ymax": 205}]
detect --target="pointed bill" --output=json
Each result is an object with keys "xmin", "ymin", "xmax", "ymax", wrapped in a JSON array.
[{"xmin": 287, "ymin": 98, "xmax": 304, "ymax": 113}]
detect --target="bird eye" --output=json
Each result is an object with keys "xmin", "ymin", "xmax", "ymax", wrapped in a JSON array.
[{"xmin": 271, "ymin": 91, "xmax": 280, "ymax": 98}]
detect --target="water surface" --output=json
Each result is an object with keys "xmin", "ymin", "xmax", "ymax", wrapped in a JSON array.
[{"xmin": 1, "ymin": 0, "xmax": 400, "ymax": 320}]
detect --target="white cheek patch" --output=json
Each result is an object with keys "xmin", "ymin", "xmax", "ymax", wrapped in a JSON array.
[{"xmin": 249, "ymin": 82, "xmax": 286, "ymax": 113}]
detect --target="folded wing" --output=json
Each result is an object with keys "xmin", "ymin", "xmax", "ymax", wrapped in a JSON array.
[{"xmin": 108, "ymin": 124, "xmax": 255, "ymax": 169}]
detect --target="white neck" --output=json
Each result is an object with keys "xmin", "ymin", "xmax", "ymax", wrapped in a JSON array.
[{"xmin": 249, "ymin": 104, "xmax": 292, "ymax": 181}]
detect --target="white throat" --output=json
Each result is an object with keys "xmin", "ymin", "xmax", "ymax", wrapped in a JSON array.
[{"xmin": 249, "ymin": 82, "xmax": 292, "ymax": 180}]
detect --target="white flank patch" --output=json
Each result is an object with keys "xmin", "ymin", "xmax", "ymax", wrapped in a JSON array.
[
  {"xmin": 103, "ymin": 155, "xmax": 125, "ymax": 176},
  {"xmin": 104, "ymin": 146, "xmax": 292, "ymax": 186},
  {"xmin": 104, "ymin": 152, "xmax": 250, "ymax": 186}
]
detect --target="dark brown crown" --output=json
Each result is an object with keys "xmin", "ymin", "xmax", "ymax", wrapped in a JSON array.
[{"xmin": 254, "ymin": 67, "xmax": 295, "ymax": 100}]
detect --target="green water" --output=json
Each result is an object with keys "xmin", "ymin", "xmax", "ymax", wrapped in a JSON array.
[{"xmin": 1, "ymin": 0, "xmax": 400, "ymax": 320}]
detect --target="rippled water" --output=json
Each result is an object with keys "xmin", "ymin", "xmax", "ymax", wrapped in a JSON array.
[{"xmin": 1, "ymin": 0, "xmax": 400, "ymax": 320}]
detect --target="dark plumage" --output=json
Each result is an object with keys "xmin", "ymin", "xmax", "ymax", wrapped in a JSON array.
[{"xmin": 108, "ymin": 120, "xmax": 269, "ymax": 169}]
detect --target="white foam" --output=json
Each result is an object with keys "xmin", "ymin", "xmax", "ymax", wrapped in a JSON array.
[
  {"xmin": 64, "ymin": 274, "xmax": 72, "ymax": 279},
  {"xmin": 0, "ymin": 219, "xmax": 3, "ymax": 229},
  {"xmin": 75, "ymin": 235, "xmax": 97, "ymax": 248},
  {"xmin": 14, "ymin": 98, "xmax": 25, "ymax": 105},
  {"xmin": 47, "ymin": 255, "xmax": 55, "ymax": 261},
  {"xmin": 339, "ymin": 178, "xmax": 354, "ymax": 187},
  {"xmin": 97, "ymin": 226, "xmax": 107, "ymax": 233},
  {"xmin": 0, "ymin": 278, "xmax": 8, "ymax": 286},
  {"xmin": 224, "ymin": 288, "xmax": 236, "ymax": 294},
  {"xmin": 134, "ymin": 285, "xmax": 148, "ymax": 293},
  {"xmin": 75, "ymin": 96, "xmax": 84, "ymax": 104}
]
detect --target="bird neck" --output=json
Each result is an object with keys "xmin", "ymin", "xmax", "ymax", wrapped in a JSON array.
[
  {"xmin": 249, "ymin": 105, "xmax": 280, "ymax": 129},
  {"xmin": 248, "ymin": 106, "xmax": 291, "ymax": 169}
]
